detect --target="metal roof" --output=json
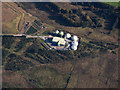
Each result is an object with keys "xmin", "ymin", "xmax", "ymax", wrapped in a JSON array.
[{"xmin": 52, "ymin": 37, "xmax": 65, "ymax": 46}]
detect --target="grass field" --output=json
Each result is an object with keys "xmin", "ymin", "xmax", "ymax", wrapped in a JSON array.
[
  {"xmin": 2, "ymin": 16, "xmax": 20, "ymax": 34},
  {"xmin": 2, "ymin": 2, "xmax": 38, "ymax": 34},
  {"xmin": 105, "ymin": 2, "xmax": 120, "ymax": 7},
  {"xmin": 24, "ymin": 66, "xmax": 69, "ymax": 88}
]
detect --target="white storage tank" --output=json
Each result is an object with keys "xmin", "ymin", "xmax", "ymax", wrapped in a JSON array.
[
  {"xmin": 72, "ymin": 35, "xmax": 78, "ymax": 41},
  {"xmin": 55, "ymin": 30, "xmax": 59, "ymax": 34},
  {"xmin": 71, "ymin": 45, "xmax": 77, "ymax": 50},
  {"xmin": 72, "ymin": 41, "xmax": 78, "ymax": 46},
  {"xmin": 65, "ymin": 33, "xmax": 71, "ymax": 38},
  {"xmin": 59, "ymin": 31, "xmax": 64, "ymax": 36}
]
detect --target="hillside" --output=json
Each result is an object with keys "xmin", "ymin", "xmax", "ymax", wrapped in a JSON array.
[
  {"xmin": 17, "ymin": 2, "xmax": 119, "ymax": 30},
  {"xmin": 2, "ymin": 35, "xmax": 119, "ymax": 88},
  {"xmin": 2, "ymin": 2, "xmax": 119, "ymax": 88}
]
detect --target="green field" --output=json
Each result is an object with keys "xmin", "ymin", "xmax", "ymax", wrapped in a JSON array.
[
  {"xmin": 26, "ymin": 26, "xmax": 38, "ymax": 34},
  {"xmin": 2, "ymin": 16, "xmax": 19, "ymax": 34},
  {"xmin": 105, "ymin": 2, "xmax": 120, "ymax": 7}
]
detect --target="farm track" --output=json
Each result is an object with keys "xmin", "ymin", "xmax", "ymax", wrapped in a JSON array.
[
  {"xmin": 16, "ymin": 13, "xmax": 25, "ymax": 32},
  {"xmin": 65, "ymin": 58, "xmax": 79, "ymax": 88},
  {"xmin": 5, "ymin": 3, "xmax": 22, "ymax": 14},
  {"xmin": 17, "ymin": 13, "xmax": 25, "ymax": 32}
]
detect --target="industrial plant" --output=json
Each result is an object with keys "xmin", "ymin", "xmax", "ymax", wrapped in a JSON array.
[{"xmin": 44, "ymin": 30, "xmax": 79, "ymax": 50}]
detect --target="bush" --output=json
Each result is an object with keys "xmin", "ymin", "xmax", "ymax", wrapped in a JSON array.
[
  {"xmin": 2, "ymin": 36, "xmax": 15, "ymax": 49},
  {"xmin": 5, "ymin": 56, "xmax": 34, "ymax": 71}
]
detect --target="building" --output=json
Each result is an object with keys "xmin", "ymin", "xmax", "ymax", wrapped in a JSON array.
[
  {"xmin": 58, "ymin": 40, "xmax": 66, "ymax": 46},
  {"xmin": 52, "ymin": 37, "xmax": 65, "ymax": 46}
]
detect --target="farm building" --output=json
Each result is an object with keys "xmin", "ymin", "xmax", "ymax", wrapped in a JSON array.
[{"xmin": 52, "ymin": 37, "xmax": 65, "ymax": 46}]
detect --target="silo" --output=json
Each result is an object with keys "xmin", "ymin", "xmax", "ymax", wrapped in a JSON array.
[
  {"xmin": 65, "ymin": 33, "xmax": 71, "ymax": 38},
  {"xmin": 55, "ymin": 30, "xmax": 59, "ymax": 34},
  {"xmin": 71, "ymin": 45, "xmax": 77, "ymax": 50},
  {"xmin": 59, "ymin": 31, "xmax": 64, "ymax": 36},
  {"xmin": 72, "ymin": 41, "xmax": 78, "ymax": 46},
  {"xmin": 72, "ymin": 35, "xmax": 78, "ymax": 41}
]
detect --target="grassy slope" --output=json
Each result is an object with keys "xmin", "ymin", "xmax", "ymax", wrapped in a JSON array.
[
  {"xmin": 105, "ymin": 2, "xmax": 120, "ymax": 7},
  {"xmin": 2, "ymin": 36, "xmax": 119, "ymax": 88},
  {"xmin": 2, "ymin": 2, "xmax": 119, "ymax": 88}
]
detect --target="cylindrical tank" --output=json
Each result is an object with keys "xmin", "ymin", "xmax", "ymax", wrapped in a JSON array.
[
  {"xmin": 72, "ymin": 35, "xmax": 78, "ymax": 41},
  {"xmin": 65, "ymin": 33, "xmax": 71, "ymax": 38},
  {"xmin": 71, "ymin": 45, "xmax": 77, "ymax": 50},
  {"xmin": 55, "ymin": 30, "xmax": 59, "ymax": 34},
  {"xmin": 59, "ymin": 31, "xmax": 64, "ymax": 36},
  {"xmin": 72, "ymin": 41, "xmax": 78, "ymax": 46}
]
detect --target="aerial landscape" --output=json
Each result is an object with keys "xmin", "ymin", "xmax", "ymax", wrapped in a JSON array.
[{"xmin": 2, "ymin": 2, "xmax": 120, "ymax": 88}]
